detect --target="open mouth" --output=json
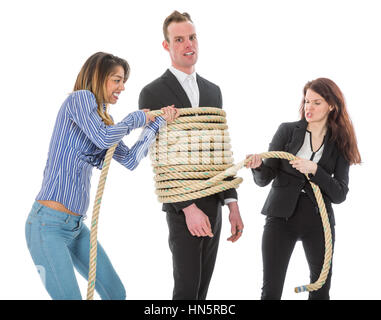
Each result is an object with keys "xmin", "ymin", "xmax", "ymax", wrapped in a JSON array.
[
  {"xmin": 184, "ymin": 51, "xmax": 195, "ymax": 56},
  {"xmin": 113, "ymin": 93, "xmax": 120, "ymax": 99},
  {"xmin": 306, "ymin": 112, "xmax": 312, "ymax": 118}
]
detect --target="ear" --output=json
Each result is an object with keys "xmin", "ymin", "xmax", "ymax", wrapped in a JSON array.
[
  {"xmin": 162, "ymin": 40, "xmax": 169, "ymax": 52},
  {"xmin": 329, "ymin": 105, "xmax": 334, "ymax": 112}
]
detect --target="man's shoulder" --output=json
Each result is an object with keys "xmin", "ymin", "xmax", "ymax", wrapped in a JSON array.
[
  {"xmin": 141, "ymin": 76, "xmax": 165, "ymax": 92},
  {"xmin": 139, "ymin": 70, "xmax": 175, "ymax": 109},
  {"xmin": 196, "ymin": 73, "xmax": 220, "ymax": 91},
  {"xmin": 140, "ymin": 69, "xmax": 173, "ymax": 92}
]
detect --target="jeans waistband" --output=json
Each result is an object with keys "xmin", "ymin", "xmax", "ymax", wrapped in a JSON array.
[{"xmin": 32, "ymin": 201, "xmax": 84, "ymax": 222}]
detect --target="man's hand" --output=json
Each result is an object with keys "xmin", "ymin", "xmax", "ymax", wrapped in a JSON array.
[
  {"xmin": 183, "ymin": 203, "xmax": 213, "ymax": 238},
  {"xmin": 226, "ymin": 201, "xmax": 244, "ymax": 243}
]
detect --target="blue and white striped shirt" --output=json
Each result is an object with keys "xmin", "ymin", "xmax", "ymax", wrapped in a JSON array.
[{"xmin": 36, "ymin": 90, "xmax": 165, "ymax": 216}]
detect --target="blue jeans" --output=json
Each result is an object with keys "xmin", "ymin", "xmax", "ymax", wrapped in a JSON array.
[{"xmin": 25, "ymin": 202, "xmax": 126, "ymax": 300}]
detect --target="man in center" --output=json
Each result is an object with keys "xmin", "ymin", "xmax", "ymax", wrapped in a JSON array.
[{"xmin": 139, "ymin": 11, "xmax": 244, "ymax": 300}]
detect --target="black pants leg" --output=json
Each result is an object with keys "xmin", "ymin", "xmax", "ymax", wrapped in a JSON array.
[
  {"xmin": 302, "ymin": 217, "xmax": 335, "ymax": 300},
  {"xmin": 166, "ymin": 205, "xmax": 222, "ymax": 300},
  {"xmin": 261, "ymin": 216, "xmax": 298, "ymax": 300},
  {"xmin": 261, "ymin": 193, "xmax": 335, "ymax": 300},
  {"xmin": 198, "ymin": 212, "xmax": 222, "ymax": 300}
]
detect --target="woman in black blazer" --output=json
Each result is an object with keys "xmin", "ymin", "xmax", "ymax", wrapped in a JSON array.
[{"xmin": 246, "ymin": 78, "xmax": 361, "ymax": 300}]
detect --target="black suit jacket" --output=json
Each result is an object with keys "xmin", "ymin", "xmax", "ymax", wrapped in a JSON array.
[
  {"xmin": 252, "ymin": 119, "xmax": 349, "ymax": 224},
  {"xmin": 139, "ymin": 69, "xmax": 238, "ymax": 214}
]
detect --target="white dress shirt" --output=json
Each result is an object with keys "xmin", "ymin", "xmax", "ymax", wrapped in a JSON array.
[
  {"xmin": 296, "ymin": 130, "xmax": 325, "ymax": 163},
  {"xmin": 168, "ymin": 66, "xmax": 236, "ymax": 205},
  {"xmin": 169, "ymin": 66, "xmax": 199, "ymax": 107}
]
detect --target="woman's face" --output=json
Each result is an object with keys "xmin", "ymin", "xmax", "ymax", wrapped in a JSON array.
[
  {"xmin": 304, "ymin": 89, "xmax": 333, "ymax": 125},
  {"xmin": 105, "ymin": 65, "xmax": 126, "ymax": 104}
]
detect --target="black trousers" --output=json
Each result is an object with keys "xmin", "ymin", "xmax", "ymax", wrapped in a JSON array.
[
  {"xmin": 261, "ymin": 192, "xmax": 335, "ymax": 300},
  {"xmin": 166, "ymin": 203, "xmax": 222, "ymax": 300}
]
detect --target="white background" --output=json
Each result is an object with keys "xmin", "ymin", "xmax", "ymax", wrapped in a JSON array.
[{"xmin": 0, "ymin": 0, "xmax": 379, "ymax": 300}]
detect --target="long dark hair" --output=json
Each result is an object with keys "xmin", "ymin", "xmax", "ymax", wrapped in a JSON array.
[
  {"xmin": 73, "ymin": 52, "xmax": 130, "ymax": 125},
  {"xmin": 299, "ymin": 78, "xmax": 361, "ymax": 165}
]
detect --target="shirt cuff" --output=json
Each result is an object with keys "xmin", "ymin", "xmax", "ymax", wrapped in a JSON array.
[
  {"xmin": 135, "ymin": 110, "xmax": 147, "ymax": 127},
  {"xmin": 121, "ymin": 110, "xmax": 147, "ymax": 129},
  {"xmin": 146, "ymin": 116, "xmax": 166, "ymax": 133},
  {"xmin": 224, "ymin": 198, "xmax": 237, "ymax": 205}
]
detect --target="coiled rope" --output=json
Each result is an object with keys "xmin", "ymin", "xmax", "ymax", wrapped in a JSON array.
[{"xmin": 86, "ymin": 107, "xmax": 332, "ymax": 299}]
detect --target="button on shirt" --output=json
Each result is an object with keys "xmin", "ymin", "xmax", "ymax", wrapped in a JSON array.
[{"xmin": 36, "ymin": 90, "xmax": 166, "ymax": 216}]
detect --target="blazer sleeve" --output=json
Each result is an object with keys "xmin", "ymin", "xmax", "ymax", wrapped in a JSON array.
[
  {"xmin": 251, "ymin": 123, "xmax": 290, "ymax": 187},
  {"xmin": 309, "ymin": 152, "xmax": 349, "ymax": 204}
]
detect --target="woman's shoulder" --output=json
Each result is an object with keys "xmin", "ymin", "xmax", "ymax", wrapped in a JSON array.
[
  {"xmin": 272, "ymin": 119, "xmax": 307, "ymax": 140},
  {"xmin": 62, "ymin": 90, "xmax": 98, "ymax": 116},
  {"xmin": 65, "ymin": 90, "xmax": 97, "ymax": 109},
  {"xmin": 279, "ymin": 119, "xmax": 307, "ymax": 130},
  {"xmin": 69, "ymin": 90, "xmax": 96, "ymax": 101}
]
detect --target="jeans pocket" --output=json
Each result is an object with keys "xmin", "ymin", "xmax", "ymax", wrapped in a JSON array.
[{"xmin": 39, "ymin": 211, "xmax": 66, "ymax": 227}]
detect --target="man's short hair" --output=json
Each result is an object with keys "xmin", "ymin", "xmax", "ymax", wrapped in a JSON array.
[{"xmin": 163, "ymin": 11, "xmax": 193, "ymax": 42}]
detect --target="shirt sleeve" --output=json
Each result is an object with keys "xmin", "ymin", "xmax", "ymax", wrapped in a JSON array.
[
  {"xmin": 67, "ymin": 90, "xmax": 146, "ymax": 149},
  {"xmin": 224, "ymin": 198, "xmax": 237, "ymax": 205},
  {"xmin": 113, "ymin": 116, "xmax": 167, "ymax": 170}
]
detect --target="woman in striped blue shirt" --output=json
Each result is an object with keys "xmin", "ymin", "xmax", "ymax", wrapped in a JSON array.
[{"xmin": 25, "ymin": 52, "xmax": 178, "ymax": 300}]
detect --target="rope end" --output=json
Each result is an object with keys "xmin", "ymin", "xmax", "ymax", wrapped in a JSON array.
[{"xmin": 294, "ymin": 285, "xmax": 308, "ymax": 293}]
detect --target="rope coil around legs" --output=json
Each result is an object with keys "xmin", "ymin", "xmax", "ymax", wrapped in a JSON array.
[{"xmin": 86, "ymin": 108, "xmax": 332, "ymax": 299}]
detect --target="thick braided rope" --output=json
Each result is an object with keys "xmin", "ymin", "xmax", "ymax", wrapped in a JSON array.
[
  {"xmin": 86, "ymin": 108, "xmax": 332, "ymax": 298},
  {"xmin": 86, "ymin": 144, "xmax": 117, "ymax": 300},
  {"xmin": 149, "ymin": 108, "xmax": 332, "ymax": 293},
  {"xmin": 86, "ymin": 108, "xmax": 234, "ymax": 299},
  {"xmin": 149, "ymin": 108, "xmax": 242, "ymax": 203},
  {"xmin": 151, "ymin": 149, "xmax": 332, "ymax": 293}
]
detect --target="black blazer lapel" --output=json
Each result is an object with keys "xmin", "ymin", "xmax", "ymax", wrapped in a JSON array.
[
  {"xmin": 317, "ymin": 129, "xmax": 335, "ymax": 167},
  {"xmin": 197, "ymin": 74, "xmax": 208, "ymax": 107},
  {"xmin": 287, "ymin": 119, "xmax": 308, "ymax": 155},
  {"xmin": 161, "ymin": 69, "xmax": 192, "ymax": 108}
]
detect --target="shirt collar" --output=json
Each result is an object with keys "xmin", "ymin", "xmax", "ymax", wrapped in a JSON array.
[{"xmin": 169, "ymin": 66, "xmax": 197, "ymax": 84}]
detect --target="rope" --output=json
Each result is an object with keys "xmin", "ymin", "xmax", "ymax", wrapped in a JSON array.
[
  {"xmin": 86, "ymin": 108, "xmax": 332, "ymax": 299},
  {"xmin": 149, "ymin": 108, "xmax": 240, "ymax": 203},
  {"xmin": 86, "ymin": 143, "xmax": 117, "ymax": 300}
]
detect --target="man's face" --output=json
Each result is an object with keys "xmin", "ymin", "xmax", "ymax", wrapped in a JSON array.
[{"xmin": 163, "ymin": 21, "xmax": 198, "ymax": 74}]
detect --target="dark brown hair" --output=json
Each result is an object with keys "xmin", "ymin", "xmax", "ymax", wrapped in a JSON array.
[
  {"xmin": 73, "ymin": 52, "xmax": 130, "ymax": 125},
  {"xmin": 163, "ymin": 11, "xmax": 193, "ymax": 42},
  {"xmin": 299, "ymin": 78, "xmax": 361, "ymax": 165}
]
